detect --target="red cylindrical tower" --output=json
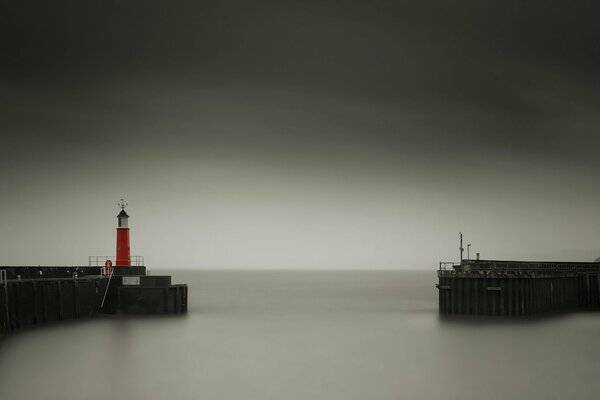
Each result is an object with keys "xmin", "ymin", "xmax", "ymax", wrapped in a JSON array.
[{"xmin": 116, "ymin": 202, "xmax": 131, "ymax": 267}]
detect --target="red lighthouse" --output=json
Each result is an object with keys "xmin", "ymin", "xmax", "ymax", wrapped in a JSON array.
[{"xmin": 116, "ymin": 199, "xmax": 131, "ymax": 267}]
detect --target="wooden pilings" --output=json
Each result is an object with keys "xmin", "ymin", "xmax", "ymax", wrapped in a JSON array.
[
  {"xmin": 0, "ymin": 278, "xmax": 108, "ymax": 335},
  {"xmin": 438, "ymin": 273, "xmax": 592, "ymax": 316},
  {"xmin": 0, "ymin": 275, "xmax": 189, "ymax": 336}
]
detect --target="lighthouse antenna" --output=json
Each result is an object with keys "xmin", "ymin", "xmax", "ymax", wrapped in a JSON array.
[{"xmin": 118, "ymin": 198, "xmax": 128, "ymax": 210}]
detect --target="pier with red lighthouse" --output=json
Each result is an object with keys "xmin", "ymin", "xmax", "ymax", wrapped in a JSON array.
[{"xmin": 0, "ymin": 200, "xmax": 187, "ymax": 337}]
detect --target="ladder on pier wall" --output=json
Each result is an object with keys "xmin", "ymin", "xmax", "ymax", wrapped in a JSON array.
[{"xmin": 100, "ymin": 269, "xmax": 115, "ymax": 310}]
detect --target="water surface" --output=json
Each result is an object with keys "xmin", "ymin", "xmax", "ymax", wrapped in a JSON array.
[{"xmin": 1, "ymin": 270, "xmax": 599, "ymax": 400}]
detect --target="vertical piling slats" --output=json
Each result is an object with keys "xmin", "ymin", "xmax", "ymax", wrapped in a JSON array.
[
  {"xmin": 523, "ymin": 277, "xmax": 533, "ymax": 315},
  {"xmin": 450, "ymin": 278, "xmax": 456, "ymax": 315},
  {"xmin": 15, "ymin": 281, "xmax": 21, "ymax": 329},
  {"xmin": 480, "ymin": 277, "xmax": 486, "ymax": 315},
  {"xmin": 540, "ymin": 279, "xmax": 545, "ymax": 313},
  {"xmin": 437, "ymin": 276, "xmax": 443, "ymax": 314},
  {"xmin": 441, "ymin": 277, "xmax": 448, "ymax": 314},
  {"xmin": 482, "ymin": 277, "xmax": 488, "ymax": 315},
  {"xmin": 500, "ymin": 278, "xmax": 506, "ymax": 316},
  {"xmin": 519, "ymin": 278, "xmax": 525, "ymax": 315},
  {"xmin": 512, "ymin": 278, "xmax": 517, "ymax": 316},
  {"xmin": 41, "ymin": 283, "xmax": 47, "ymax": 323},
  {"xmin": 507, "ymin": 278, "xmax": 513, "ymax": 316},
  {"xmin": 438, "ymin": 276, "xmax": 443, "ymax": 313},
  {"xmin": 445, "ymin": 277, "xmax": 451, "ymax": 314},
  {"xmin": 548, "ymin": 278, "xmax": 557, "ymax": 308},
  {"xmin": 74, "ymin": 280, "xmax": 80, "ymax": 318},
  {"xmin": 456, "ymin": 278, "xmax": 463, "ymax": 315},
  {"xmin": 1, "ymin": 270, "xmax": 8, "ymax": 332},
  {"xmin": 589, "ymin": 274, "xmax": 599, "ymax": 307},
  {"xmin": 175, "ymin": 286, "xmax": 181, "ymax": 314},
  {"xmin": 163, "ymin": 288, "xmax": 169, "ymax": 314},
  {"xmin": 57, "ymin": 280, "xmax": 63, "ymax": 320},
  {"xmin": 32, "ymin": 281, "xmax": 38, "ymax": 325},
  {"xmin": 472, "ymin": 278, "xmax": 478, "ymax": 315},
  {"xmin": 529, "ymin": 279, "xmax": 534, "ymax": 315},
  {"xmin": 468, "ymin": 278, "xmax": 475, "ymax": 315},
  {"xmin": 532, "ymin": 279, "xmax": 537, "ymax": 314},
  {"xmin": 585, "ymin": 274, "xmax": 590, "ymax": 307},
  {"xmin": 597, "ymin": 273, "xmax": 600, "ymax": 307},
  {"xmin": 460, "ymin": 278, "xmax": 466, "ymax": 315}
]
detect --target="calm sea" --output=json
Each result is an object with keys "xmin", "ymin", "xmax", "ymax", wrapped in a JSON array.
[{"xmin": 1, "ymin": 270, "xmax": 599, "ymax": 400}]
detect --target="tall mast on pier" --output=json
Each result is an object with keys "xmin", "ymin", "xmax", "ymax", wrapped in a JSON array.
[{"xmin": 459, "ymin": 232, "xmax": 464, "ymax": 264}]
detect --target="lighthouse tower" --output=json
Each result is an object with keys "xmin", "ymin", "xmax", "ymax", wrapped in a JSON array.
[{"xmin": 115, "ymin": 199, "xmax": 131, "ymax": 267}]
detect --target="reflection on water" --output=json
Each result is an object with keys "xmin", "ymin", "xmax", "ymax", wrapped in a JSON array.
[{"xmin": 1, "ymin": 270, "xmax": 599, "ymax": 400}]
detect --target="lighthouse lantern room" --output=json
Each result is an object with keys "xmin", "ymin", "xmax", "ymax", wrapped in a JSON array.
[{"xmin": 116, "ymin": 198, "xmax": 131, "ymax": 267}]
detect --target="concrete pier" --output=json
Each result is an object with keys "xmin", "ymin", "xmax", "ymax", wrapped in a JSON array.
[
  {"xmin": 0, "ymin": 266, "xmax": 187, "ymax": 336},
  {"xmin": 437, "ymin": 260, "xmax": 600, "ymax": 316}
]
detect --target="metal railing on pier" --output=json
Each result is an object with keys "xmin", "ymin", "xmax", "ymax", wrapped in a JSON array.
[
  {"xmin": 465, "ymin": 260, "xmax": 600, "ymax": 272},
  {"xmin": 88, "ymin": 256, "xmax": 145, "ymax": 267},
  {"xmin": 438, "ymin": 262, "xmax": 460, "ymax": 271},
  {"xmin": 438, "ymin": 259, "xmax": 600, "ymax": 276}
]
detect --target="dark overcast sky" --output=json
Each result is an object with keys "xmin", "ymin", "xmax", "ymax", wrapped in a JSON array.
[{"xmin": 1, "ymin": 1, "xmax": 599, "ymax": 268}]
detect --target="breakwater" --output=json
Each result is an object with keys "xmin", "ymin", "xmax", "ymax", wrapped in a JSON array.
[
  {"xmin": 437, "ymin": 260, "xmax": 600, "ymax": 316},
  {"xmin": 0, "ymin": 266, "xmax": 187, "ymax": 336}
]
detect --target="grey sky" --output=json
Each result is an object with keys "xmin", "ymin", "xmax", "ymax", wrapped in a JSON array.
[{"xmin": 1, "ymin": 1, "xmax": 599, "ymax": 268}]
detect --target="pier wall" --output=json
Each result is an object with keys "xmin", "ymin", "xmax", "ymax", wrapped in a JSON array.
[
  {"xmin": 0, "ymin": 278, "xmax": 108, "ymax": 335},
  {"xmin": 0, "ymin": 267, "xmax": 187, "ymax": 337},
  {"xmin": 118, "ymin": 285, "xmax": 188, "ymax": 314},
  {"xmin": 438, "ymin": 263, "xmax": 600, "ymax": 316}
]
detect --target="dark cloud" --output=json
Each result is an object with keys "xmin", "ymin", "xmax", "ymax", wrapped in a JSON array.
[{"xmin": 0, "ymin": 1, "xmax": 599, "ymax": 267}]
